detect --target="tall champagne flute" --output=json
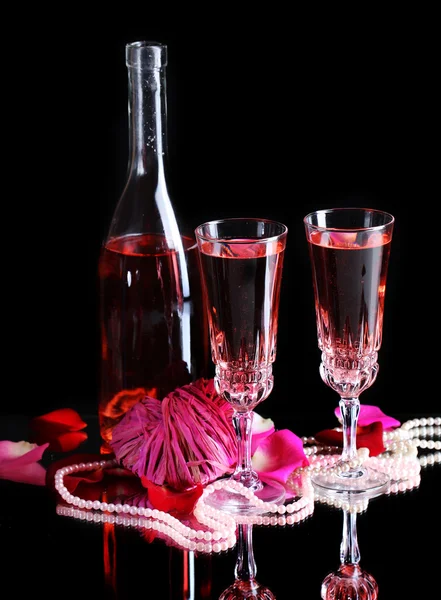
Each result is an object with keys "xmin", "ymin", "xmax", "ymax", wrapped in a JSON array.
[
  {"xmin": 195, "ymin": 218, "xmax": 288, "ymax": 515},
  {"xmin": 304, "ymin": 208, "xmax": 394, "ymax": 498}
]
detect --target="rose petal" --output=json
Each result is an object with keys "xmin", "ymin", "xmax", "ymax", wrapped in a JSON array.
[
  {"xmin": 1, "ymin": 461, "xmax": 47, "ymax": 486},
  {"xmin": 329, "ymin": 232, "xmax": 358, "ymax": 246},
  {"xmin": 356, "ymin": 422, "xmax": 385, "ymax": 456},
  {"xmin": 334, "ymin": 404, "xmax": 400, "ymax": 430},
  {"xmin": 0, "ymin": 440, "xmax": 34, "ymax": 460},
  {"xmin": 106, "ymin": 477, "xmax": 145, "ymax": 503},
  {"xmin": 315, "ymin": 422, "xmax": 385, "ymax": 457},
  {"xmin": 29, "ymin": 408, "xmax": 88, "ymax": 450},
  {"xmin": 0, "ymin": 440, "xmax": 48, "ymax": 464},
  {"xmin": 47, "ymin": 453, "xmax": 141, "ymax": 503},
  {"xmin": 315, "ymin": 428, "xmax": 344, "ymax": 447},
  {"xmin": 65, "ymin": 468, "xmax": 106, "ymax": 495},
  {"xmin": 141, "ymin": 530, "xmax": 158, "ymax": 544},
  {"xmin": 46, "ymin": 453, "xmax": 105, "ymax": 494},
  {"xmin": 49, "ymin": 431, "xmax": 88, "ymax": 453},
  {"xmin": 31, "ymin": 408, "xmax": 87, "ymax": 431},
  {"xmin": 141, "ymin": 478, "xmax": 203, "ymax": 514},
  {"xmin": 251, "ymin": 429, "xmax": 309, "ymax": 485},
  {"xmin": 0, "ymin": 441, "xmax": 49, "ymax": 485},
  {"xmin": 251, "ymin": 412, "xmax": 275, "ymax": 456}
]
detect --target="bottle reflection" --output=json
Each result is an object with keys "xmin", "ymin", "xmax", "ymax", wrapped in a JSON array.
[
  {"xmin": 103, "ymin": 520, "xmax": 118, "ymax": 597},
  {"xmin": 321, "ymin": 499, "xmax": 378, "ymax": 600},
  {"xmin": 219, "ymin": 523, "xmax": 275, "ymax": 600}
]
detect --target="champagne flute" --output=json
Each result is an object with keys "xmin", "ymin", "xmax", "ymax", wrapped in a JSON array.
[
  {"xmin": 195, "ymin": 218, "xmax": 288, "ymax": 514},
  {"xmin": 304, "ymin": 208, "xmax": 394, "ymax": 498},
  {"xmin": 219, "ymin": 524, "xmax": 275, "ymax": 599}
]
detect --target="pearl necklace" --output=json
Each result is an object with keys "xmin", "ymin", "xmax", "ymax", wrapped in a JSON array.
[
  {"xmin": 54, "ymin": 416, "xmax": 440, "ymax": 553},
  {"xmin": 54, "ymin": 462, "xmax": 314, "ymax": 554},
  {"xmin": 295, "ymin": 416, "xmax": 440, "ymax": 502},
  {"xmin": 298, "ymin": 416, "xmax": 441, "ymax": 470}
]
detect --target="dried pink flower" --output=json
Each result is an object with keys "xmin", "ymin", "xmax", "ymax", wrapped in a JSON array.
[{"xmin": 110, "ymin": 379, "xmax": 237, "ymax": 491}]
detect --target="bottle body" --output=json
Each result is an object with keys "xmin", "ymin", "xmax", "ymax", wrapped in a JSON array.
[{"xmin": 98, "ymin": 42, "xmax": 210, "ymax": 452}]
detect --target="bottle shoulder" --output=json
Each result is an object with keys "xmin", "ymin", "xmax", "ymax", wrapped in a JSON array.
[{"xmin": 105, "ymin": 172, "xmax": 192, "ymax": 242}]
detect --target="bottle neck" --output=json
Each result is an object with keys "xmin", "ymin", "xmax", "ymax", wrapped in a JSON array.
[
  {"xmin": 127, "ymin": 65, "xmax": 168, "ymax": 182},
  {"xmin": 105, "ymin": 43, "xmax": 188, "ymax": 248}
]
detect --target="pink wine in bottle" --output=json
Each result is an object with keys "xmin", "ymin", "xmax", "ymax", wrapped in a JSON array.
[{"xmin": 99, "ymin": 233, "xmax": 209, "ymax": 450}]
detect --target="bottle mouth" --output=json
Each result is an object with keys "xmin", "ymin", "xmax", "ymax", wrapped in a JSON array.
[{"xmin": 126, "ymin": 41, "xmax": 167, "ymax": 69}]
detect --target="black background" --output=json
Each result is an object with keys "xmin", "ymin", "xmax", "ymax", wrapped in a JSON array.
[
  {"xmin": 3, "ymin": 13, "xmax": 438, "ymax": 424},
  {"xmin": 1, "ymin": 15, "xmax": 439, "ymax": 600}
]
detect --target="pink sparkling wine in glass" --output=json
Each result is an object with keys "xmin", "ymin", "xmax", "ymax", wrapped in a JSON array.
[
  {"xmin": 198, "ymin": 238, "xmax": 285, "ymax": 409},
  {"xmin": 307, "ymin": 229, "xmax": 392, "ymax": 371}
]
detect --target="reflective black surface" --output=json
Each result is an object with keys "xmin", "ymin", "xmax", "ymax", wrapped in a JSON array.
[{"xmin": 1, "ymin": 412, "xmax": 439, "ymax": 599}]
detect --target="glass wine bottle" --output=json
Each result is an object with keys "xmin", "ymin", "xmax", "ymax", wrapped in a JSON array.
[{"xmin": 98, "ymin": 41, "xmax": 210, "ymax": 453}]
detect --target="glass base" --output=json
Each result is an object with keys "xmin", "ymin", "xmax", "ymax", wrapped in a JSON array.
[
  {"xmin": 311, "ymin": 465, "xmax": 390, "ymax": 501},
  {"xmin": 204, "ymin": 479, "xmax": 286, "ymax": 516},
  {"xmin": 219, "ymin": 580, "xmax": 276, "ymax": 599},
  {"xmin": 321, "ymin": 565, "xmax": 378, "ymax": 599}
]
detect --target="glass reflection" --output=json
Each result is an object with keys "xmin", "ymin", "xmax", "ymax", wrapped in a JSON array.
[
  {"xmin": 219, "ymin": 523, "xmax": 275, "ymax": 600},
  {"xmin": 320, "ymin": 498, "xmax": 378, "ymax": 599}
]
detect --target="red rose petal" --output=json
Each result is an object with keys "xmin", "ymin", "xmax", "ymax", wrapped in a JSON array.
[
  {"xmin": 106, "ymin": 477, "xmax": 145, "ymax": 503},
  {"xmin": 46, "ymin": 453, "xmax": 105, "ymax": 494},
  {"xmin": 315, "ymin": 422, "xmax": 385, "ymax": 457},
  {"xmin": 29, "ymin": 408, "xmax": 88, "ymax": 451},
  {"xmin": 315, "ymin": 428, "xmax": 345, "ymax": 447},
  {"xmin": 334, "ymin": 404, "xmax": 400, "ymax": 430},
  {"xmin": 356, "ymin": 422, "xmax": 385, "ymax": 456},
  {"xmin": 47, "ymin": 453, "xmax": 142, "ymax": 503},
  {"xmin": 141, "ymin": 530, "xmax": 158, "ymax": 544},
  {"xmin": 141, "ymin": 478, "xmax": 203, "ymax": 515},
  {"xmin": 31, "ymin": 408, "xmax": 87, "ymax": 432},
  {"xmin": 49, "ymin": 431, "xmax": 88, "ymax": 453}
]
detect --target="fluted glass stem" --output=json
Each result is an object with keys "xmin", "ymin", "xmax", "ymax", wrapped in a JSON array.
[
  {"xmin": 234, "ymin": 524, "xmax": 256, "ymax": 583},
  {"xmin": 339, "ymin": 397, "xmax": 360, "ymax": 463},
  {"xmin": 340, "ymin": 510, "xmax": 360, "ymax": 566},
  {"xmin": 219, "ymin": 523, "xmax": 275, "ymax": 598},
  {"xmin": 232, "ymin": 411, "xmax": 261, "ymax": 490}
]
